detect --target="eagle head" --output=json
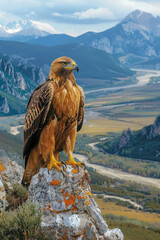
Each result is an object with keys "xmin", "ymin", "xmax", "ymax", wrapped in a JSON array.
[{"xmin": 49, "ymin": 56, "xmax": 79, "ymax": 79}]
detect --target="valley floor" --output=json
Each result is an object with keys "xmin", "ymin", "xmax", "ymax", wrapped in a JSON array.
[{"xmin": 73, "ymin": 152, "xmax": 160, "ymax": 189}]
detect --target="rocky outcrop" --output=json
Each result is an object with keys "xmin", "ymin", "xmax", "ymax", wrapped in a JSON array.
[
  {"xmin": 29, "ymin": 166, "xmax": 123, "ymax": 240},
  {"xmin": 0, "ymin": 157, "xmax": 24, "ymax": 210},
  {"xmin": 0, "ymin": 157, "xmax": 24, "ymax": 187},
  {"xmin": 0, "ymin": 157, "xmax": 123, "ymax": 239},
  {"xmin": 0, "ymin": 161, "xmax": 7, "ymax": 209},
  {"xmin": 147, "ymin": 115, "xmax": 160, "ymax": 139},
  {"xmin": 113, "ymin": 128, "xmax": 132, "ymax": 153},
  {"xmin": 0, "ymin": 95, "xmax": 10, "ymax": 113},
  {"xmin": 108, "ymin": 116, "xmax": 160, "ymax": 154}
]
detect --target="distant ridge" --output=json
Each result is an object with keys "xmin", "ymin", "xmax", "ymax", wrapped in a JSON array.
[{"xmin": 98, "ymin": 116, "xmax": 160, "ymax": 162}]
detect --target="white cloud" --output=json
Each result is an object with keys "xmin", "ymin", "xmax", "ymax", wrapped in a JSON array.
[
  {"xmin": 99, "ymin": 0, "xmax": 160, "ymax": 18},
  {"xmin": 74, "ymin": 7, "xmax": 115, "ymax": 20},
  {"xmin": 52, "ymin": 7, "xmax": 115, "ymax": 21}
]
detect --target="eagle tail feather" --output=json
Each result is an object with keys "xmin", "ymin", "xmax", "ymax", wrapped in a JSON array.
[{"xmin": 22, "ymin": 147, "xmax": 43, "ymax": 187}]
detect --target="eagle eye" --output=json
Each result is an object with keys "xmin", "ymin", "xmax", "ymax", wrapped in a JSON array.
[{"xmin": 62, "ymin": 62, "xmax": 67, "ymax": 66}]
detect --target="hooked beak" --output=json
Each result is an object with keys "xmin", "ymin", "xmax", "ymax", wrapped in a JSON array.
[
  {"xmin": 72, "ymin": 61, "xmax": 79, "ymax": 72},
  {"xmin": 74, "ymin": 64, "xmax": 79, "ymax": 72}
]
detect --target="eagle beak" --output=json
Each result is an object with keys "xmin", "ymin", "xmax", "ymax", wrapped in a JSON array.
[
  {"xmin": 75, "ymin": 64, "xmax": 79, "ymax": 72},
  {"xmin": 72, "ymin": 62, "xmax": 79, "ymax": 72}
]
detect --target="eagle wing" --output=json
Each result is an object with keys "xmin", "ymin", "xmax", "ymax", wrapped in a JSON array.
[
  {"xmin": 23, "ymin": 81, "xmax": 54, "ymax": 166},
  {"xmin": 77, "ymin": 86, "xmax": 85, "ymax": 132}
]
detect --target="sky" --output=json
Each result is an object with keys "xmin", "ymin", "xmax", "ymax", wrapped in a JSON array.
[{"xmin": 0, "ymin": 0, "xmax": 160, "ymax": 36}]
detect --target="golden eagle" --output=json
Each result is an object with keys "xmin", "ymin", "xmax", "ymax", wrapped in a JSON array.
[{"xmin": 22, "ymin": 56, "xmax": 84, "ymax": 186}]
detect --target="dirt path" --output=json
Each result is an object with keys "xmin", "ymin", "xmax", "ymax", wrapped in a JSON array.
[
  {"xmin": 73, "ymin": 153, "xmax": 160, "ymax": 189},
  {"xmin": 87, "ymin": 142, "xmax": 99, "ymax": 151},
  {"xmin": 94, "ymin": 194, "xmax": 143, "ymax": 209}
]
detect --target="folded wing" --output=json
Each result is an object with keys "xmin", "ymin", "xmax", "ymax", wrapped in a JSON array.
[
  {"xmin": 77, "ymin": 86, "xmax": 85, "ymax": 132},
  {"xmin": 23, "ymin": 81, "xmax": 54, "ymax": 167}
]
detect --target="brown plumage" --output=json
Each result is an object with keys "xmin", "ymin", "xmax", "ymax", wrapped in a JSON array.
[{"xmin": 22, "ymin": 56, "xmax": 85, "ymax": 186}]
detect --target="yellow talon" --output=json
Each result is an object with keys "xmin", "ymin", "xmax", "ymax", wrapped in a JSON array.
[
  {"xmin": 66, "ymin": 151, "xmax": 82, "ymax": 168},
  {"xmin": 47, "ymin": 154, "xmax": 63, "ymax": 172}
]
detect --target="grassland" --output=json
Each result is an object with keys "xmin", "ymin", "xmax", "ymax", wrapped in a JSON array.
[
  {"xmin": 80, "ymin": 117, "xmax": 155, "ymax": 136},
  {"xmin": 107, "ymin": 222, "xmax": 160, "ymax": 240},
  {"xmin": 95, "ymin": 198, "xmax": 160, "ymax": 224},
  {"xmin": 95, "ymin": 197, "xmax": 160, "ymax": 240},
  {"xmin": 83, "ymin": 84, "xmax": 160, "ymax": 135}
]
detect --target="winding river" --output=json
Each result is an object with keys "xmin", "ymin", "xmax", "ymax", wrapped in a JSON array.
[{"xmin": 85, "ymin": 69, "xmax": 160, "ymax": 94}]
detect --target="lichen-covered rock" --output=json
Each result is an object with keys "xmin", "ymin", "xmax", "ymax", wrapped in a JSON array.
[
  {"xmin": 0, "ymin": 157, "xmax": 24, "ymax": 210},
  {"xmin": 0, "ymin": 175, "xmax": 7, "ymax": 210},
  {"xmin": 29, "ymin": 166, "xmax": 123, "ymax": 240},
  {"xmin": 0, "ymin": 157, "xmax": 24, "ymax": 188},
  {"xmin": 0, "ymin": 160, "xmax": 7, "ymax": 210}
]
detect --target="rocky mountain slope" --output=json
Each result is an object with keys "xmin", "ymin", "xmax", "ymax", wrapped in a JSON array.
[
  {"xmin": 0, "ymin": 41, "xmax": 133, "ymax": 78},
  {"xmin": 0, "ymin": 54, "xmax": 46, "ymax": 115},
  {"xmin": 77, "ymin": 10, "xmax": 160, "ymax": 58},
  {"xmin": 98, "ymin": 115, "xmax": 160, "ymax": 162}
]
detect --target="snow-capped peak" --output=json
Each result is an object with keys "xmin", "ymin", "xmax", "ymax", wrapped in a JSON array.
[
  {"xmin": 0, "ymin": 20, "xmax": 57, "ymax": 37},
  {"xmin": 30, "ymin": 20, "xmax": 56, "ymax": 34},
  {"xmin": 4, "ymin": 23, "xmax": 22, "ymax": 34}
]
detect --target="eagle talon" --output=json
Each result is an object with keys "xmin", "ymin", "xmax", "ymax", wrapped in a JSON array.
[
  {"xmin": 62, "ymin": 165, "xmax": 65, "ymax": 171},
  {"xmin": 76, "ymin": 164, "xmax": 80, "ymax": 172},
  {"xmin": 61, "ymin": 170, "xmax": 65, "ymax": 177},
  {"xmin": 47, "ymin": 155, "xmax": 63, "ymax": 172},
  {"xmin": 61, "ymin": 161, "xmax": 67, "ymax": 167},
  {"xmin": 81, "ymin": 163, "xmax": 86, "ymax": 170}
]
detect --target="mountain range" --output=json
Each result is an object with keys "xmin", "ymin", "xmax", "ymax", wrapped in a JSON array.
[
  {"xmin": 1, "ymin": 9, "xmax": 157, "ymax": 60},
  {"xmin": 1, "ymin": 9, "xmax": 160, "ymax": 115},
  {"xmin": 27, "ymin": 10, "xmax": 157, "ymax": 58},
  {"xmin": 1, "ymin": 9, "xmax": 160, "ymax": 60}
]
